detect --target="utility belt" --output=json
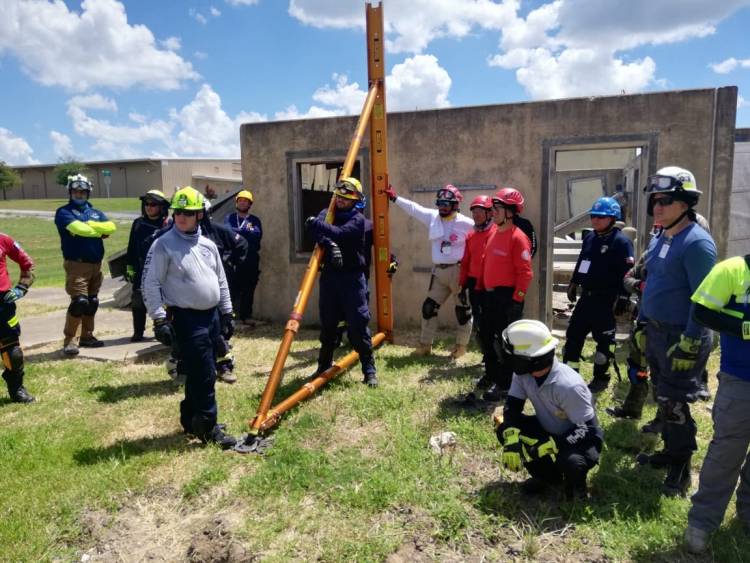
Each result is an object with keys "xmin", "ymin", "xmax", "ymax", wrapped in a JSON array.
[
  {"xmin": 484, "ymin": 285, "xmax": 514, "ymax": 294},
  {"xmin": 434, "ymin": 262, "xmax": 460, "ymax": 269}
]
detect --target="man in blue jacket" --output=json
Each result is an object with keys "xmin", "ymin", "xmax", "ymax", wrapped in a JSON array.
[
  {"xmin": 54, "ymin": 175, "xmax": 116, "ymax": 356},
  {"xmin": 224, "ymin": 189, "xmax": 262, "ymax": 326},
  {"xmin": 307, "ymin": 177, "xmax": 377, "ymax": 387}
]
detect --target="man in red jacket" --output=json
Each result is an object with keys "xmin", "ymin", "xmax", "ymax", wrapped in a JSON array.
[
  {"xmin": 0, "ymin": 232, "xmax": 35, "ymax": 403},
  {"xmin": 476, "ymin": 188, "xmax": 533, "ymax": 401}
]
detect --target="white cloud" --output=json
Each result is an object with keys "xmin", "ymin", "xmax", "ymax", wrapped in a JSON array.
[
  {"xmin": 274, "ymin": 105, "xmax": 341, "ymax": 120},
  {"xmin": 739, "ymin": 94, "xmax": 749, "ymax": 108},
  {"xmin": 210, "ymin": 6, "xmax": 222, "ymax": 17},
  {"xmin": 288, "ymin": 0, "xmax": 517, "ymax": 54},
  {"xmin": 69, "ymin": 94, "xmax": 118, "ymax": 112},
  {"xmin": 50, "ymin": 131, "xmax": 74, "ymax": 158},
  {"xmin": 194, "ymin": 51, "xmax": 209, "ymax": 60},
  {"xmin": 160, "ymin": 36, "xmax": 182, "ymax": 51},
  {"xmin": 0, "ymin": 128, "xmax": 37, "ymax": 165},
  {"xmin": 189, "ymin": 8, "xmax": 208, "ymax": 24},
  {"xmin": 711, "ymin": 57, "xmax": 750, "ymax": 74},
  {"xmin": 0, "ymin": 0, "xmax": 198, "ymax": 92},
  {"xmin": 226, "ymin": 0, "xmax": 259, "ymax": 5}
]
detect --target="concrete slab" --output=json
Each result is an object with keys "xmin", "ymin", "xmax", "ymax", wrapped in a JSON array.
[
  {"xmin": 74, "ymin": 335, "xmax": 167, "ymax": 362},
  {"xmin": 19, "ymin": 306, "xmax": 132, "ymax": 349}
]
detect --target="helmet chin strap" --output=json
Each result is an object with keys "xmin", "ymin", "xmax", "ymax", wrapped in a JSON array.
[{"xmin": 663, "ymin": 209, "xmax": 689, "ymax": 231}]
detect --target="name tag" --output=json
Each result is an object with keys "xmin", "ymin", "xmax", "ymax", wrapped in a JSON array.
[
  {"xmin": 658, "ymin": 244, "xmax": 671, "ymax": 259},
  {"xmin": 577, "ymin": 260, "xmax": 591, "ymax": 274}
]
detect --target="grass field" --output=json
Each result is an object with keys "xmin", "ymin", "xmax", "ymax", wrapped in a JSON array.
[
  {"xmin": 0, "ymin": 325, "xmax": 745, "ymax": 562},
  {"xmin": 1, "ymin": 217, "xmax": 130, "ymax": 287},
  {"xmin": 0, "ymin": 197, "xmax": 141, "ymax": 214}
]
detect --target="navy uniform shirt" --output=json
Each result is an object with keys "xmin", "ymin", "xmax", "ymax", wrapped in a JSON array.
[
  {"xmin": 54, "ymin": 201, "xmax": 109, "ymax": 263},
  {"xmin": 572, "ymin": 228, "xmax": 634, "ymax": 295}
]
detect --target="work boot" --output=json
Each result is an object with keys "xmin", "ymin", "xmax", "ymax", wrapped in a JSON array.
[
  {"xmin": 482, "ymin": 384, "xmax": 507, "ymax": 402},
  {"xmin": 684, "ymin": 525, "xmax": 709, "ymax": 554},
  {"xmin": 520, "ymin": 477, "xmax": 548, "ymax": 496},
  {"xmin": 636, "ymin": 450, "xmax": 672, "ymax": 469},
  {"xmin": 641, "ymin": 411, "xmax": 664, "ymax": 434},
  {"xmin": 4, "ymin": 373, "xmax": 35, "ymax": 403},
  {"xmin": 474, "ymin": 374, "xmax": 492, "ymax": 389},
  {"xmin": 206, "ymin": 424, "xmax": 238, "ymax": 450},
  {"xmin": 217, "ymin": 369, "xmax": 237, "ymax": 384},
  {"xmin": 363, "ymin": 372, "xmax": 378, "ymax": 388},
  {"xmin": 607, "ymin": 380, "xmax": 648, "ymax": 419},
  {"xmin": 696, "ymin": 381, "xmax": 711, "ymax": 402},
  {"xmin": 587, "ymin": 376, "xmax": 610, "ymax": 394},
  {"xmin": 79, "ymin": 335, "xmax": 104, "ymax": 348},
  {"xmin": 130, "ymin": 332, "xmax": 144, "ymax": 343},
  {"xmin": 663, "ymin": 458, "xmax": 692, "ymax": 497},
  {"xmin": 450, "ymin": 345, "xmax": 467, "ymax": 360},
  {"xmin": 412, "ymin": 344, "xmax": 431, "ymax": 357},
  {"xmin": 564, "ymin": 480, "xmax": 590, "ymax": 502},
  {"xmin": 63, "ymin": 341, "xmax": 79, "ymax": 357}
]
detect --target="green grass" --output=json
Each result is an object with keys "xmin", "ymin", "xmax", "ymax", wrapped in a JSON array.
[
  {"xmin": 1, "ymin": 217, "xmax": 130, "ymax": 287},
  {"xmin": 0, "ymin": 198, "xmax": 141, "ymax": 214},
  {"xmin": 1, "ymin": 328, "xmax": 746, "ymax": 561}
]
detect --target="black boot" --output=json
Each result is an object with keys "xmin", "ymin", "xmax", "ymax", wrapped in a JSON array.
[
  {"xmin": 207, "ymin": 424, "xmax": 238, "ymax": 450},
  {"xmin": 482, "ymin": 383, "xmax": 507, "ymax": 402},
  {"xmin": 3, "ymin": 371, "xmax": 34, "ymax": 403},
  {"xmin": 636, "ymin": 450, "xmax": 672, "ymax": 469},
  {"xmin": 588, "ymin": 358, "xmax": 611, "ymax": 394},
  {"xmin": 607, "ymin": 380, "xmax": 648, "ymax": 419},
  {"xmin": 696, "ymin": 370, "xmax": 711, "ymax": 402},
  {"xmin": 363, "ymin": 371, "xmax": 378, "ymax": 388},
  {"xmin": 641, "ymin": 409, "xmax": 664, "ymax": 434},
  {"xmin": 663, "ymin": 457, "xmax": 692, "ymax": 497}
]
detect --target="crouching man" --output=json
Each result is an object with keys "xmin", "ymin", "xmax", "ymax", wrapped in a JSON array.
[{"xmin": 496, "ymin": 320, "xmax": 603, "ymax": 500}]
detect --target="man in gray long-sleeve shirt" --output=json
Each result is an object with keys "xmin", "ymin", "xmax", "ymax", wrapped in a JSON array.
[{"xmin": 142, "ymin": 186, "xmax": 237, "ymax": 449}]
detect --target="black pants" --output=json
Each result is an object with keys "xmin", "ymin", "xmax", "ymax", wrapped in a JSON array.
[
  {"xmin": 131, "ymin": 288, "xmax": 146, "ymax": 336},
  {"xmin": 0, "ymin": 301, "xmax": 24, "ymax": 392},
  {"xmin": 466, "ymin": 277, "xmax": 483, "ymax": 344},
  {"xmin": 231, "ymin": 262, "xmax": 260, "ymax": 321},
  {"xmin": 563, "ymin": 293, "xmax": 616, "ymax": 378},
  {"xmin": 171, "ymin": 307, "xmax": 220, "ymax": 435},
  {"xmin": 480, "ymin": 287, "xmax": 522, "ymax": 390},
  {"xmin": 510, "ymin": 414, "xmax": 601, "ymax": 489}
]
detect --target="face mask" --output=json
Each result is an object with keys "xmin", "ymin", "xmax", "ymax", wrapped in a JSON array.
[{"xmin": 71, "ymin": 196, "xmax": 87, "ymax": 206}]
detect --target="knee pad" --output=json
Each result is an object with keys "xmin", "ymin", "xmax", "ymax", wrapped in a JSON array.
[
  {"xmin": 1, "ymin": 344, "xmax": 23, "ymax": 375},
  {"xmin": 68, "ymin": 295, "xmax": 89, "ymax": 318},
  {"xmin": 455, "ymin": 305, "xmax": 472, "ymax": 326},
  {"xmin": 84, "ymin": 295, "xmax": 99, "ymax": 316},
  {"xmin": 422, "ymin": 297, "xmax": 440, "ymax": 320}
]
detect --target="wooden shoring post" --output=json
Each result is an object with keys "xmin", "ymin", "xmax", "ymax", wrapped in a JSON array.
[{"xmin": 366, "ymin": 2, "xmax": 393, "ymax": 340}]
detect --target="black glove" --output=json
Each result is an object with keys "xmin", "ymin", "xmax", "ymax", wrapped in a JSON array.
[
  {"xmin": 220, "ymin": 313, "xmax": 235, "ymax": 340},
  {"xmin": 567, "ymin": 282, "xmax": 578, "ymax": 303},
  {"xmin": 153, "ymin": 318, "xmax": 175, "ymax": 347},
  {"xmin": 327, "ymin": 242, "xmax": 343, "ymax": 269},
  {"xmin": 508, "ymin": 300, "xmax": 524, "ymax": 322},
  {"xmin": 305, "ymin": 216, "xmax": 317, "ymax": 231},
  {"xmin": 613, "ymin": 296, "xmax": 631, "ymax": 316}
]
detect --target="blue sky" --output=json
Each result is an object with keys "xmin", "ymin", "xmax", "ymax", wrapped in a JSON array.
[{"xmin": 1, "ymin": 0, "xmax": 749, "ymax": 165}]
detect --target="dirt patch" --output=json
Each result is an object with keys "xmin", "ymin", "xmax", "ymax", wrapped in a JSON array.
[{"xmin": 186, "ymin": 517, "xmax": 254, "ymax": 562}]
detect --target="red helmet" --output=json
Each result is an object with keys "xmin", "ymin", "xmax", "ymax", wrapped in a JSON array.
[
  {"xmin": 470, "ymin": 195, "xmax": 493, "ymax": 210},
  {"xmin": 493, "ymin": 187, "xmax": 525, "ymax": 214},
  {"xmin": 436, "ymin": 184, "xmax": 463, "ymax": 205}
]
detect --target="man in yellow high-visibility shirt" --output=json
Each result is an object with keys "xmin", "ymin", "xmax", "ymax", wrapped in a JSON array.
[{"xmin": 54, "ymin": 174, "xmax": 116, "ymax": 356}]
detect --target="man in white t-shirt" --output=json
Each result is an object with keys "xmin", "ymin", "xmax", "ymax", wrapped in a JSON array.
[{"xmin": 386, "ymin": 184, "xmax": 474, "ymax": 359}]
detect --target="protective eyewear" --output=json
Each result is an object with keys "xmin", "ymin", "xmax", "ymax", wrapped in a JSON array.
[
  {"xmin": 144, "ymin": 200, "xmax": 161, "ymax": 207},
  {"xmin": 436, "ymin": 189, "xmax": 457, "ymax": 201},
  {"xmin": 650, "ymin": 195, "xmax": 676, "ymax": 208},
  {"xmin": 436, "ymin": 199, "xmax": 454, "ymax": 207},
  {"xmin": 646, "ymin": 175, "xmax": 682, "ymax": 192},
  {"xmin": 69, "ymin": 181, "xmax": 91, "ymax": 190},
  {"xmin": 173, "ymin": 209, "xmax": 198, "ymax": 217},
  {"xmin": 492, "ymin": 200, "xmax": 511, "ymax": 209},
  {"xmin": 335, "ymin": 185, "xmax": 357, "ymax": 196}
]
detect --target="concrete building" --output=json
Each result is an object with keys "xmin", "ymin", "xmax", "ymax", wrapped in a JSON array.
[
  {"xmin": 11, "ymin": 158, "xmax": 242, "ymax": 200},
  {"xmin": 239, "ymin": 87, "xmax": 738, "ymax": 330},
  {"xmin": 731, "ymin": 128, "xmax": 750, "ymax": 256}
]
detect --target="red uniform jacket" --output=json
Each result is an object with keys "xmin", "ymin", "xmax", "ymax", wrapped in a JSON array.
[
  {"xmin": 459, "ymin": 224, "xmax": 496, "ymax": 288},
  {"xmin": 0, "ymin": 233, "xmax": 34, "ymax": 292},
  {"xmin": 478, "ymin": 225, "xmax": 533, "ymax": 302}
]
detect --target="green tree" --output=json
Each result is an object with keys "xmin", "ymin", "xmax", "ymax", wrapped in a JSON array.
[
  {"xmin": 53, "ymin": 159, "xmax": 88, "ymax": 187},
  {"xmin": 0, "ymin": 161, "xmax": 22, "ymax": 201}
]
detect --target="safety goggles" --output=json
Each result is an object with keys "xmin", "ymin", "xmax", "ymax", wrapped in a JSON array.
[
  {"xmin": 646, "ymin": 175, "xmax": 682, "ymax": 193},
  {"xmin": 335, "ymin": 185, "xmax": 357, "ymax": 196},
  {"xmin": 173, "ymin": 209, "xmax": 198, "ymax": 217},
  {"xmin": 69, "ymin": 181, "xmax": 91, "ymax": 190},
  {"xmin": 436, "ymin": 189, "xmax": 457, "ymax": 201}
]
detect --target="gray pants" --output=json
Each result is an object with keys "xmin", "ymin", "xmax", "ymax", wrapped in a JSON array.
[{"xmin": 688, "ymin": 372, "xmax": 750, "ymax": 532}]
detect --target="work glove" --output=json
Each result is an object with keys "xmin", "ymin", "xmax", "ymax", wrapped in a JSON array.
[
  {"xmin": 613, "ymin": 296, "xmax": 631, "ymax": 316},
  {"xmin": 508, "ymin": 300, "xmax": 524, "ymax": 322},
  {"xmin": 220, "ymin": 313, "xmax": 235, "ymax": 340},
  {"xmin": 153, "ymin": 318, "xmax": 175, "ymax": 347},
  {"xmin": 500, "ymin": 427, "xmax": 524, "ymax": 472},
  {"xmin": 3, "ymin": 283, "xmax": 28, "ymax": 304},
  {"xmin": 304, "ymin": 216, "xmax": 317, "ymax": 232},
  {"xmin": 667, "ymin": 334, "xmax": 701, "ymax": 372},
  {"xmin": 567, "ymin": 282, "xmax": 578, "ymax": 303},
  {"xmin": 386, "ymin": 254, "xmax": 399, "ymax": 276},
  {"xmin": 519, "ymin": 434, "xmax": 559, "ymax": 462},
  {"xmin": 623, "ymin": 275, "xmax": 645, "ymax": 296},
  {"xmin": 124, "ymin": 265, "xmax": 136, "ymax": 284},
  {"xmin": 385, "ymin": 185, "xmax": 398, "ymax": 202},
  {"xmin": 327, "ymin": 242, "xmax": 343, "ymax": 269}
]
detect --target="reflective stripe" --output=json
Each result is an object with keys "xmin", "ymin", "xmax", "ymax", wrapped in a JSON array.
[
  {"xmin": 7, "ymin": 316, "xmax": 19, "ymax": 328},
  {"xmin": 696, "ymin": 289, "xmax": 725, "ymax": 309}
]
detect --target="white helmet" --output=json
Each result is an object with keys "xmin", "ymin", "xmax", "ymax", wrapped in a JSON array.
[
  {"xmin": 66, "ymin": 174, "xmax": 93, "ymax": 192},
  {"xmin": 501, "ymin": 319, "xmax": 559, "ymax": 374}
]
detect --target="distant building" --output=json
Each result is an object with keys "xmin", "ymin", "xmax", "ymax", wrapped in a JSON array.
[{"xmin": 11, "ymin": 158, "xmax": 242, "ymax": 200}]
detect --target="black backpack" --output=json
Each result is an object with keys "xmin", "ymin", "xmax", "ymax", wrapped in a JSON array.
[{"xmin": 513, "ymin": 215, "xmax": 538, "ymax": 258}]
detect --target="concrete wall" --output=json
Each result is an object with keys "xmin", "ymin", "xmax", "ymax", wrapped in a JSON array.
[
  {"xmin": 729, "ymin": 129, "xmax": 750, "ymax": 256},
  {"xmin": 242, "ymin": 88, "xmax": 736, "ymax": 329}
]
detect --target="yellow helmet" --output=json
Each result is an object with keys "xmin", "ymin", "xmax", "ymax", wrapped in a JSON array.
[
  {"xmin": 170, "ymin": 186, "xmax": 205, "ymax": 211},
  {"xmin": 235, "ymin": 189, "xmax": 254, "ymax": 203},
  {"xmin": 334, "ymin": 177, "xmax": 363, "ymax": 200}
]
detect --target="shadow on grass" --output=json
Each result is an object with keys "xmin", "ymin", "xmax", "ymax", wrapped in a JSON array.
[
  {"xmin": 89, "ymin": 379, "xmax": 179, "ymax": 403},
  {"xmin": 73, "ymin": 431, "xmax": 192, "ymax": 465},
  {"xmin": 436, "ymin": 393, "xmax": 499, "ymax": 421}
]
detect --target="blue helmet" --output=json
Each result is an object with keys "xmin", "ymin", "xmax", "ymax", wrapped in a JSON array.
[{"xmin": 589, "ymin": 197, "xmax": 621, "ymax": 219}]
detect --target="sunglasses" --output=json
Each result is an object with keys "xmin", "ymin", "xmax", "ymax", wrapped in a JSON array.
[
  {"xmin": 650, "ymin": 195, "xmax": 676, "ymax": 208},
  {"xmin": 144, "ymin": 201, "xmax": 161, "ymax": 207},
  {"xmin": 173, "ymin": 210, "xmax": 198, "ymax": 217}
]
